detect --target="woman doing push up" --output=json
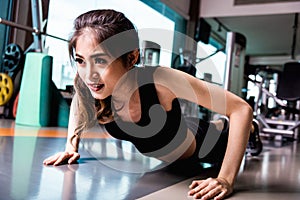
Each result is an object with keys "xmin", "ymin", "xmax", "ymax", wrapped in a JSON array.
[{"xmin": 43, "ymin": 9, "xmax": 254, "ymax": 200}]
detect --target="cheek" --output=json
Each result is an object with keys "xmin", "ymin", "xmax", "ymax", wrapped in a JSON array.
[
  {"xmin": 101, "ymin": 62, "xmax": 127, "ymax": 90},
  {"xmin": 77, "ymin": 68, "xmax": 86, "ymax": 80},
  {"xmin": 101, "ymin": 72, "xmax": 115, "ymax": 91}
]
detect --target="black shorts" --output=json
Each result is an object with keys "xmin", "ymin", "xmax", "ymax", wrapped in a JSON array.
[{"xmin": 184, "ymin": 117, "xmax": 229, "ymax": 165}]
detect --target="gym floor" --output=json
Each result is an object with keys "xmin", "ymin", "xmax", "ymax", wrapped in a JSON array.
[{"xmin": 1, "ymin": 119, "xmax": 300, "ymax": 200}]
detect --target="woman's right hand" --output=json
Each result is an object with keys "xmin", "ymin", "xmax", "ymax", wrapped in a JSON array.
[{"xmin": 43, "ymin": 151, "xmax": 80, "ymax": 166}]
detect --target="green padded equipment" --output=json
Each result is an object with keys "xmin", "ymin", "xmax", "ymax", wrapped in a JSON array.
[{"xmin": 15, "ymin": 52, "xmax": 69, "ymax": 127}]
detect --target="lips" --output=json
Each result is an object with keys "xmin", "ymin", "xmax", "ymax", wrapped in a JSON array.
[{"xmin": 88, "ymin": 83, "xmax": 104, "ymax": 92}]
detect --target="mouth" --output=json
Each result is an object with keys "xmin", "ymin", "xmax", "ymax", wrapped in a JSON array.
[{"xmin": 87, "ymin": 83, "xmax": 105, "ymax": 92}]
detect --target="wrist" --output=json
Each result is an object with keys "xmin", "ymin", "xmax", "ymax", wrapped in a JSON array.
[
  {"xmin": 65, "ymin": 145, "xmax": 78, "ymax": 152},
  {"xmin": 66, "ymin": 134, "xmax": 79, "ymax": 152},
  {"xmin": 217, "ymin": 176, "xmax": 234, "ymax": 187}
]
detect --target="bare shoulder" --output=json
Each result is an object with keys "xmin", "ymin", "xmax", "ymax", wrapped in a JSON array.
[
  {"xmin": 153, "ymin": 66, "xmax": 205, "ymax": 86},
  {"xmin": 152, "ymin": 66, "xmax": 206, "ymax": 101}
]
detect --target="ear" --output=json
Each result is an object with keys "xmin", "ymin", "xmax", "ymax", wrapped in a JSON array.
[{"xmin": 128, "ymin": 49, "xmax": 140, "ymax": 66}]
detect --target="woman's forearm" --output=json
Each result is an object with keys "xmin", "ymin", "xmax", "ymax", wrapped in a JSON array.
[
  {"xmin": 65, "ymin": 134, "xmax": 80, "ymax": 152},
  {"xmin": 65, "ymin": 96, "xmax": 81, "ymax": 152},
  {"xmin": 218, "ymin": 104, "xmax": 253, "ymax": 185}
]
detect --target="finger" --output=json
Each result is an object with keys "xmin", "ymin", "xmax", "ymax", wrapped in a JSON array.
[
  {"xmin": 43, "ymin": 156, "xmax": 54, "ymax": 165},
  {"xmin": 43, "ymin": 158, "xmax": 52, "ymax": 165},
  {"xmin": 68, "ymin": 153, "xmax": 80, "ymax": 164},
  {"xmin": 192, "ymin": 185, "xmax": 211, "ymax": 199},
  {"xmin": 191, "ymin": 178, "xmax": 221, "ymax": 198},
  {"xmin": 188, "ymin": 182, "xmax": 199, "ymax": 195},
  {"xmin": 190, "ymin": 178, "xmax": 212, "ymax": 191},
  {"xmin": 198, "ymin": 185, "xmax": 222, "ymax": 200},
  {"xmin": 189, "ymin": 180, "xmax": 204, "ymax": 189},
  {"xmin": 43, "ymin": 159, "xmax": 55, "ymax": 165},
  {"xmin": 43, "ymin": 153, "xmax": 61, "ymax": 165},
  {"xmin": 214, "ymin": 190, "xmax": 227, "ymax": 200},
  {"xmin": 53, "ymin": 152, "xmax": 69, "ymax": 166},
  {"xmin": 188, "ymin": 181, "xmax": 208, "ymax": 196}
]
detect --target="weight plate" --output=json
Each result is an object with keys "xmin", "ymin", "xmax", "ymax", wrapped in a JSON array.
[
  {"xmin": 0, "ymin": 73, "xmax": 14, "ymax": 106},
  {"xmin": 2, "ymin": 43, "xmax": 23, "ymax": 73}
]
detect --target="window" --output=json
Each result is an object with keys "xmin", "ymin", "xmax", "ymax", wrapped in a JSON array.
[{"xmin": 195, "ymin": 40, "xmax": 226, "ymax": 86}]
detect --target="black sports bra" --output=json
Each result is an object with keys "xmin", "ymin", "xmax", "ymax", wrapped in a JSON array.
[{"xmin": 104, "ymin": 67, "xmax": 188, "ymax": 157}]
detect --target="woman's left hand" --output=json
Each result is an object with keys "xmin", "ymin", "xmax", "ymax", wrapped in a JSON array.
[{"xmin": 188, "ymin": 177, "xmax": 233, "ymax": 200}]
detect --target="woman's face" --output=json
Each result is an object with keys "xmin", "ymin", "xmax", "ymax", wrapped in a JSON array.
[{"xmin": 74, "ymin": 32, "xmax": 129, "ymax": 100}]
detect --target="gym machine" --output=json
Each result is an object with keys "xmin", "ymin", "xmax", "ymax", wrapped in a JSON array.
[
  {"xmin": 142, "ymin": 40, "xmax": 161, "ymax": 67},
  {"xmin": 248, "ymin": 63, "xmax": 300, "ymax": 141},
  {"xmin": 0, "ymin": 0, "xmax": 70, "ymax": 127}
]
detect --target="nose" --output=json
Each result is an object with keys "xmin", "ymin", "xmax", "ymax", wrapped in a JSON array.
[
  {"xmin": 89, "ymin": 71, "xmax": 99, "ymax": 80},
  {"xmin": 86, "ymin": 63, "xmax": 100, "ymax": 82}
]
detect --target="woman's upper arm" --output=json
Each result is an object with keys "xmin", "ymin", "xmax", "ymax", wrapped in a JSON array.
[{"xmin": 153, "ymin": 67, "xmax": 249, "ymax": 116}]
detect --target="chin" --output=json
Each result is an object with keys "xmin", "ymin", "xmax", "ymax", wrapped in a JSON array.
[{"xmin": 91, "ymin": 92, "xmax": 108, "ymax": 100}]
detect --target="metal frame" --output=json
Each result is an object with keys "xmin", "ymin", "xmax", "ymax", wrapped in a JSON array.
[{"xmin": 249, "ymin": 73, "xmax": 300, "ymax": 140}]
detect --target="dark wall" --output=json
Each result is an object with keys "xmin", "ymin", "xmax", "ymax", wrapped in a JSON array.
[{"xmin": 0, "ymin": 0, "xmax": 13, "ymax": 70}]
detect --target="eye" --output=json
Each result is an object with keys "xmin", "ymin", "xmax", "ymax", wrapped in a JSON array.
[
  {"xmin": 75, "ymin": 58, "xmax": 85, "ymax": 65},
  {"xmin": 94, "ymin": 57, "xmax": 107, "ymax": 65}
]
